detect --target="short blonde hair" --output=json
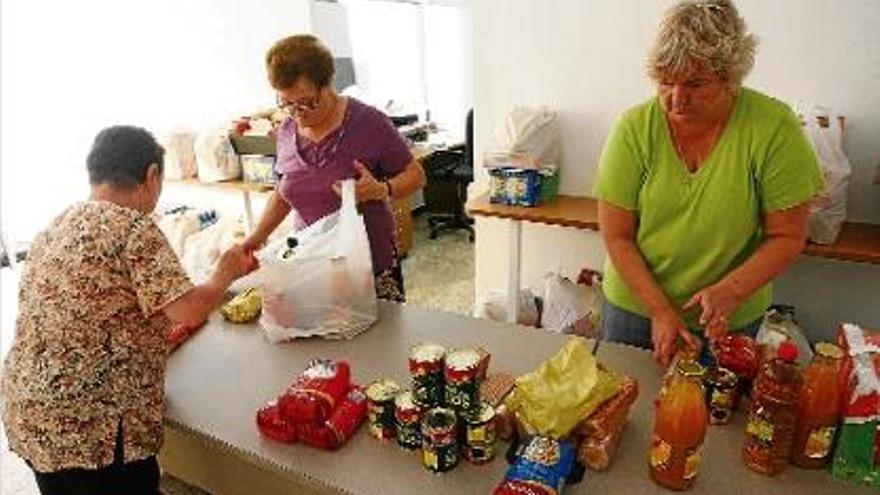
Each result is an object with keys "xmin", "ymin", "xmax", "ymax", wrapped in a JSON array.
[{"xmin": 647, "ymin": 0, "xmax": 757, "ymax": 85}]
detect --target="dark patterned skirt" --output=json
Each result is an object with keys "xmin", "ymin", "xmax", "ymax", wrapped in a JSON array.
[{"xmin": 374, "ymin": 258, "xmax": 405, "ymax": 303}]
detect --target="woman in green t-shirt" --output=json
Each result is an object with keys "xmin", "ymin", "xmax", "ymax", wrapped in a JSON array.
[{"xmin": 593, "ymin": 0, "xmax": 823, "ymax": 366}]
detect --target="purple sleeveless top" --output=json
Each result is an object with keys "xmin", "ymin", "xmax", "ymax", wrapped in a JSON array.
[{"xmin": 275, "ymin": 98, "xmax": 412, "ymax": 272}]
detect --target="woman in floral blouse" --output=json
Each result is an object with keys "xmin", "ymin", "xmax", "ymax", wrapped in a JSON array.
[{"xmin": 1, "ymin": 126, "xmax": 257, "ymax": 495}]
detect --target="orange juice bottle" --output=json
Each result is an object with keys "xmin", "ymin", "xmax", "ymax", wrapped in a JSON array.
[
  {"xmin": 650, "ymin": 359, "xmax": 708, "ymax": 491},
  {"xmin": 790, "ymin": 342, "xmax": 844, "ymax": 468},
  {"xmin": 743, "ymin": 341, "xmax": 802, "ymax": 475}
]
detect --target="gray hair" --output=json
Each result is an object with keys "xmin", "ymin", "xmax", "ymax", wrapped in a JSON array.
[{"xmin": 647, "ymin": 0, "xmax": 757, "ymax": 85}]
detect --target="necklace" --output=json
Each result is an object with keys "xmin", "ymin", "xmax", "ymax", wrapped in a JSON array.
[{"xmin": 296, "ymin": 97, "xmax": 350, "ymax": 170}]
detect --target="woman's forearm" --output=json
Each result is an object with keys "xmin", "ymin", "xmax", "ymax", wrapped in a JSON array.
[
  {"xmin": 715, "ymin": 203, "xmax": 810, "ymax": 304},
  {"xmin": 248, "ymin": 191, "xmax": 291, "ymax": 245},
  {"xmin": 606, "ymin": 237, "xmax": 677, "ymax": 317},
  {"xmin": 716, "ymin": 234, "xmax": 805, "ymax": 303},
  {"xmin": 387, "ymin": 159, "xmax": 426, "ymax": 199}
]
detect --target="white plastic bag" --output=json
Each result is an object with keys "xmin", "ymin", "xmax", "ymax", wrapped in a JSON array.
[
  {"xmin": 796, "ymin": 103, "xmax": 851, "ymax": 244},
  {"xmin": 255, "ymin": 180, "xmax": 377, "ymax": 342},
  {"xmin": 195, "ymin": 128, "xmax": 241, "ymax": 182},
  {"xmin": 473, "ymin": 288, "xmax": 539, "ymax": 327},
  {"xmin": 756, "ymin": 306, "xmax": 813, "ymax": 367},
  {"xmin": 541, "ymin": 271, "xmax": 602, "ymax": 337},
  {"xmin": 487, "ymin": 106, "xmax": 560, "ymax": 169},
  {"xmin": 163, "ymin": 131, "xmax": 198, "ymax": 180}
]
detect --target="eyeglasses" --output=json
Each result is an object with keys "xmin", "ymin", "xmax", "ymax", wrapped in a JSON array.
[{"xmin": 276, "ymin": 89, "xmax": 322, "ymax": 114}]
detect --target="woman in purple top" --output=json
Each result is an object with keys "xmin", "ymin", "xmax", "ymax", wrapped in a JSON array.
[{"xmin": 243, "ymin": 35, "xmax": 426, "ymax": 302}]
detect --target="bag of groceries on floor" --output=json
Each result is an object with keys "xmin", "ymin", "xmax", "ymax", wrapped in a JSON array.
[{"xmin": 255, "ymin": 179, "xmax": 377, "ymax": 342}]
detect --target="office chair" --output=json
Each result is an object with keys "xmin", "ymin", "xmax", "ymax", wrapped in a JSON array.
[{"xmin": 423, "ymin": 110, "xmax": 475, "ymax": 242}]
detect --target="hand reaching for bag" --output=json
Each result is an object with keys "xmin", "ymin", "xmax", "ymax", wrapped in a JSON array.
[
  {"xmin": 332, "ymin": 160, "xmax": 389, "ymax": 204},
  {"xmin": 214, "ymin": 244, "xmax": 260, "ymax": 285}
]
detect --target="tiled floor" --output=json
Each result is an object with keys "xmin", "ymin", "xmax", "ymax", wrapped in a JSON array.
[{"xmin": 0, "ymin": 212, "xmax": 474, "ymax": 494}]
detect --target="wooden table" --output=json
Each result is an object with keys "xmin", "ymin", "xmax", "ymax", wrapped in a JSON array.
[
  {"xmin": 467, "ymin": 192, "xmax": 880, "ymax": 322},
  {"xmin": 160, "ymin": 303, "xmax": 869, "ymax": 495}
]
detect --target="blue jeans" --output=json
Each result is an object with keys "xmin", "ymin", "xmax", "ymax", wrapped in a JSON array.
[{"xmin": 601, "ymin": 301, "xmax": 762, "ymax": 365}]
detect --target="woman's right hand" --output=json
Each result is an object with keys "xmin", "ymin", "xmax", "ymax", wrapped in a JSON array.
[
  {"xmin": 214, "ymin": 244, "xmax": 260, "ymax": 284},
  {"xmin": 651, "ymin": 308, "xmax": 700, "ymax": 367}
]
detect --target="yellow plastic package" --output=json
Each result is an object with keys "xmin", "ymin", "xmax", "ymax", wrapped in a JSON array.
[
  {"xmin": 505, "ymin": 337, "xmax": 622, "ymax": 439},
  {"xmin": 220, "ymin": 288, "xmax": 262, "ymax": 323}
]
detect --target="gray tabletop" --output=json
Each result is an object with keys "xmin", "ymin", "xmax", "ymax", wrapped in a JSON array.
[{"xmin": 163, "ymin": 302, "xmax": 873, "ymax": 495}]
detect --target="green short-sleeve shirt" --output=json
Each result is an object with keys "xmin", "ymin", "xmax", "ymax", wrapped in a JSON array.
[{"xmin": 593, "ymin": 87, "xmax": 823, "ymax": 330}]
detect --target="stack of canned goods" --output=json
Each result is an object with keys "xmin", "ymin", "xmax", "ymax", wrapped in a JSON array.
[
  {"xmin": 365, "ymin": 379, "xmax": 400, "ymax": 440},
  {"xmin": 394, "ymin": 391, "xmax": 423, "ymax": 450},
  {"xmin": 422, "ymin": 407, "xmax": 460, "ymax": 473},
  {"xmin": 364, "ymin": 342, "xmax": 499, "ymax": 474},
  {"xmin": 409, "ymin": 343, "xmax": 447, "ymax": 407}
]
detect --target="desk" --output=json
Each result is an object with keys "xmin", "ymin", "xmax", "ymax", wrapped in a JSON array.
[
  {"xmin": 161, "ymin": 302, "xmax": 865, "ymax": 495},
  {"xmin": 467, "ymin": 192, "xmax": 880, "ymax": 323}
]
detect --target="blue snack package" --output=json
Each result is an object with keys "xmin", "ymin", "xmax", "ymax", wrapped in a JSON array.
[{"xmin": 505, "ymin": 436, "xmax": 576, "ymax": 494}]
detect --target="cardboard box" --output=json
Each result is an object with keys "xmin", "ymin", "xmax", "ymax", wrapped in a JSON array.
[{"xmin": 229, "ymin": 134, "xmax": 276, "ymax": 156}]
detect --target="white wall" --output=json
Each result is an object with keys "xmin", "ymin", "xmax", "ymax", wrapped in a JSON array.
[
  {"xmin": 0, "ymin": 0, "xmax": 313, "ymax": 245},
  {"xmin": 472, "ymin": 0, "xmax": 880, "ymax": 336}
]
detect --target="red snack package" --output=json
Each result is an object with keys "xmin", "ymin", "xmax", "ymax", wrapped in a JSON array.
[
  {"xmin": 493, "ymin": 480, "xmax": 556, "ymax": 495},
  {"xmin": 297, "ymin": 422, "xmax": 339, "ymax": 450},
  {"xmin": 279, "ymin": 359, "xmax": 352, "ymax": 423},
  {"xmin": 326, "ymin": 386, "xmax": 368, "ymax": 447},
  {"xmin": 713, "ymin": 334, "xmax": 759, "ymax": 379},
  {"xmin": 838, "ymin": 324, "xmax": 880, "ymax": 419},
  {"xmin": 256, "ymin": 402, "xmax": 298, "ymax": 444}
]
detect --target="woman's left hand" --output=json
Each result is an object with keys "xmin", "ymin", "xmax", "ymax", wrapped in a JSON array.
[
  {"xmin": 682, "ymin": 282, "xmax": 744, "ymax": 341},
  {"xmin": 333, "ymin": 160, "xmax": 388, "ymax": 204}
]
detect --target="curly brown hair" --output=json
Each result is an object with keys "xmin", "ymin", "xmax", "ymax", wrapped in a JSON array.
[{"xmin": 266, "ymin": 34, "xmax": 335, "ymax": 90}]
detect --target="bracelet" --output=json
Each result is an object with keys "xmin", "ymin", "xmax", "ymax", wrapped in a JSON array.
[{"xmin": 384, "ymin": 179, "xmax": 393, "ymax": 199}]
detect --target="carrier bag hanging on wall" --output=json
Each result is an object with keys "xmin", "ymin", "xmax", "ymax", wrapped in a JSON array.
[
  {"xmin": 796, "ymin": 102, "xmax": 852, "ymax": 244},
  {"xmin": 255, "ymin": 179, "xmax": 378, "ymax": 342}
]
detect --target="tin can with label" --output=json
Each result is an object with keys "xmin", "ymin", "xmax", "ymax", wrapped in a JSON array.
[
  {"xmin": 409, "ymin": 343, "xmax": 446, "ymax": 408},
  {"xmin": 444, "ymin": 348, "xmax": 482, "ymax": 420},
  {"xmin": 421, "ymin": 407, "xmax": 459, "ymax": 473},
  {"xmin": 395, "ymin": 390, "xmax": 423, "ymax": 450},
  {"xmin": 366, "ymin": 379, "xmax": 400, "ymax": 440},
  {"xmin": 705, "ymin": 367, "xmax": 737, "ymax": 425},
  {"xmin": 464, "ymin": 402, "xmax": 497, "ymax": 464}
]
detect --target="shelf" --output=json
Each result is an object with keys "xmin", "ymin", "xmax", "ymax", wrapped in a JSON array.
[
  {"xmin": 468, "ymin": 193, "xmax": 879, "ymax": 265},
  {"xmin": 466, "ymin": 193, "xmax": 600, "ymax": 230},
  {"xmin": 804, "ymin": 222, "xmax": 880, "ymax": 265}
]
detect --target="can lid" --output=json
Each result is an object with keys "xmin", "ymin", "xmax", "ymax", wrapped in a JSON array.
[
  {"xmin": 676, "ymin": 359, "xmax": 706, "ymax": 379},
  {"xmin": 711, "ymin": 366, "xmax": 737, "ymax": 385},
  {"xmin": 366, "ymin": 379, "xmax": 401, "ymax": 402},
  {"xmin": 424, "ymin": 407, "xmax": 457, "ymax": 429},
  {"xmin": 814, "ymin": 342, "xmax": 844, "ymax": 360},
  {"xmin": 395, "ymin": 390, "xmax": 417, "ymax": 409},
  {"xmin": 411, "ymin": 343, "xmax": 446, "ymax": 361},
  {"xmin": 446, "ymin": 349, "xmax": 481, "ymax": 370}
]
